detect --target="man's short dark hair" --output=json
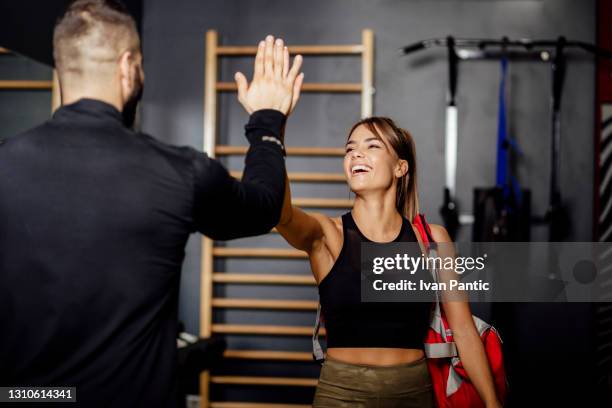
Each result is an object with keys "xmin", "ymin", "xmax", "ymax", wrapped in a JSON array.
[{"xmin": 53, "ymin": 0, "xmax": 140, "ymax": 75}]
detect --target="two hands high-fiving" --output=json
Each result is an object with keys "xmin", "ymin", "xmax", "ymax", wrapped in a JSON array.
[{"xmin": 235, "ymin": 35, "xmax": 304, "ymax": 116}]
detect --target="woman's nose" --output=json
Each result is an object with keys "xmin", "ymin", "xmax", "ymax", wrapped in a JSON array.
[{"xmin": 351, "ymin": 149, "xmax": 364, "ymax": 159}]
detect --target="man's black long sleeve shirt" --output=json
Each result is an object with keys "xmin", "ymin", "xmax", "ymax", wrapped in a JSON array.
[{"xmin": 0, "ymin": 99, "xmax": 287, "ymax": 406}]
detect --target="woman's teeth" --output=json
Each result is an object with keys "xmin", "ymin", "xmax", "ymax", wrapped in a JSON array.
[{"xmin": 351, "ymin": 165, "xmax": 371, "ymax": 175}]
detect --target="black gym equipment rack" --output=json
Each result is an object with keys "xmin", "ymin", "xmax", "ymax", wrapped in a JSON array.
[{"xmin": 402, "ymin": 36, "xmax": 612, "ymax": 242}]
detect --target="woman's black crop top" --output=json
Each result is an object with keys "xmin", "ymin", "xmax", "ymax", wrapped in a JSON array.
[{"xmin": 318, "ymin": 212, "xmax": 432, "ymax": 349}]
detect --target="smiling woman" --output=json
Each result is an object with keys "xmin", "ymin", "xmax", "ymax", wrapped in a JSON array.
[
  {"xmin": 272, "ymin": 115, "xmax": 502, "ymax": 407},
  {"xmin": 344, "ymin": 117, "xmax": 420, "ymax": 221},
  {"xmin": 273, "ymin": 117, "xmax": 438, "ymax": 407}
]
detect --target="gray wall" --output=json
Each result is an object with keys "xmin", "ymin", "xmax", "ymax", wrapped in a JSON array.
[
  {"xmin": 140, "ymin": 0, "xmax": 596, "ymax": 403},
  {"xmin": 0, "ymin": 52, "xmax": 53, "ymax": 138}
]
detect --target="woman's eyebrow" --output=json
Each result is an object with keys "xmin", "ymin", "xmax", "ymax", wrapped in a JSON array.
[{"xmin": 346, "ymin": 137, "xmax": 381, "ymax": 146}]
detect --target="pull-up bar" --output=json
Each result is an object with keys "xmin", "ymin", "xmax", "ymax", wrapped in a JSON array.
[{"xmin": 402, "ymin": 36, "xmax": 612, "ymax": 58}]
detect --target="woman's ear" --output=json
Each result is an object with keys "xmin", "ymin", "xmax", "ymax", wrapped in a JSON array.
[{"xmin": 395, "ymin": 159, "xmax": 408, "ymax": 178}]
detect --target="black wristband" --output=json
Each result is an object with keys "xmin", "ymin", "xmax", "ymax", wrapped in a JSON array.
[{"xmin": 244, "ymin": 109, "xmax": 287, "ymax": 148}]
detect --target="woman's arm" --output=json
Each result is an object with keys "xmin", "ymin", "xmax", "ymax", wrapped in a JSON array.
[
  {"xmin": 430, "ymin": 224, "xmax": 502, "ymax": 408},
  {"xmin": 277, "ymin": 175, "xmax": 328, "ymax": 253}
]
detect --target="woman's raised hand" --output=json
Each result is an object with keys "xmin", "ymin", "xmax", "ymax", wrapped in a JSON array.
[{"xmin": 235, "ymin": 35, "xmax": 304, "ymax": 115}]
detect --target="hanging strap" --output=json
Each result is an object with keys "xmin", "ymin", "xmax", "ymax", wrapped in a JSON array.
[
  {"xmin": 440, "ymin": 38, "xmax": 461, "ymax": 240},
  {"xmin": 445, "ymin": 37, "xmax": 459, "ymax": 199},
  {"xmin": 445, "ymin": 106, "xmax": 458, "ymax": 198},
  {"xmin": 312, "ymin": 303, "xmax": 325, "ymax": 363}
]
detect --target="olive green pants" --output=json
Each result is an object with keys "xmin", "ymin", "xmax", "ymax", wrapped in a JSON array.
[{"xmin": 313, "ymin": 357, "xmax": 435, "ymax": 408}]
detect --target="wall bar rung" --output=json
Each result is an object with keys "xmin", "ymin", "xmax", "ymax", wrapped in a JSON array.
[
  {"xmin": 210, "ymin": 376, "xmax": 317, "ymax": 387},
  {"xmin": 212, "ymin": 298, "xmax": 318, "ymax": 310},
  {"xmin": 217, "ymin": 44, "xmax": 363, "ymax": 56},
  {"xmin": 212, "ymin": 324, "xmax": 325, "ymax": 336},
  {"xmin": 217, "ymin": 82, "xmax": 361, "ymax": 93},
  {"xmin": 223, "ymin": 350, "xmax": 313, "ymax": 361},
  {"xmin": 213, "ymin": 248, "xmax": 307, "ymax": 258},
  {"xmin": 212, "ymin": 273, "xmax": 315, "ymax": 285},
  {"xmin": 0, "ymin": 80, "xmax": 53, "ymax": 90},
  {"xmin": 215, "ymin": 145, "xmax": 345, "ymax": 156},
  {"xmin": 230, "ymin": 171, "xmax": 345, "ymax": 183}
]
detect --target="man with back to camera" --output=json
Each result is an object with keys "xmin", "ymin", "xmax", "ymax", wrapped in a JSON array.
[{"xmin": 0, "ymin": 0, "xmax": 304, "ymax": 406}]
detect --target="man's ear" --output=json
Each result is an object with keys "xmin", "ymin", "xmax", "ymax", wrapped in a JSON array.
[
  {"xmin": 118, "ymin": 51, "xmax": 133, "ymax": 100},
  {"xmin": 395, "ymin": 159, "xmax": 408, "ymax": 178}
]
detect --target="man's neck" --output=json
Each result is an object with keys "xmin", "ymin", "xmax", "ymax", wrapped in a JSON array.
[{"xmin": 61, "ymin": 90, "xmax": 123, "ymax": 113}]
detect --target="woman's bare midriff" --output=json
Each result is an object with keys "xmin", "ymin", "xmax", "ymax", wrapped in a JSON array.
[{"xmin": 326, "ymin": 347, "xmax": 425, "ymax": 366}]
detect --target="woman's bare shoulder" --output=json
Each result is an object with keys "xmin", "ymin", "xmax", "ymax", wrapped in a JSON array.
[
  {"xmin": 428, "ymin": 224, "xmax": 453, "ymax": 243},
  {"xmin": 307, "ymin": 213, "xmax": 341, "ymax": 230}
]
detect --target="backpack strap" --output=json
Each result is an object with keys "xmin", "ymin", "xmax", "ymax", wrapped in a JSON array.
[
  {"xmin": 415, "ymin": 214, "xmax": 460, "ymax": 360},
  {"xmin": 414, "ymin": 213, "xmax": 436, "ymax": 250}
]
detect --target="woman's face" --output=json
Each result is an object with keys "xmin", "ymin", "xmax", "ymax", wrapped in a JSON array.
[{"xmin": 343, "ymin": 124, "xmax": 405, "ymax": 195}]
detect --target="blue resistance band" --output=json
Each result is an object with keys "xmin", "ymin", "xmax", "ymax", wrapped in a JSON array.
[
  {"xmin": 496, "ymin": 57, "xmax": 508, "ymax": 189},
  {"xmin": 496, "ymin": 57, "xmax": 523, "ymax": 210}
]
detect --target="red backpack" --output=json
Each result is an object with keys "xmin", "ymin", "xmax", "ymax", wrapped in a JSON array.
[{"xmin": 413, "ymin": 213, "xmax": 508, "ymax": 407}]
